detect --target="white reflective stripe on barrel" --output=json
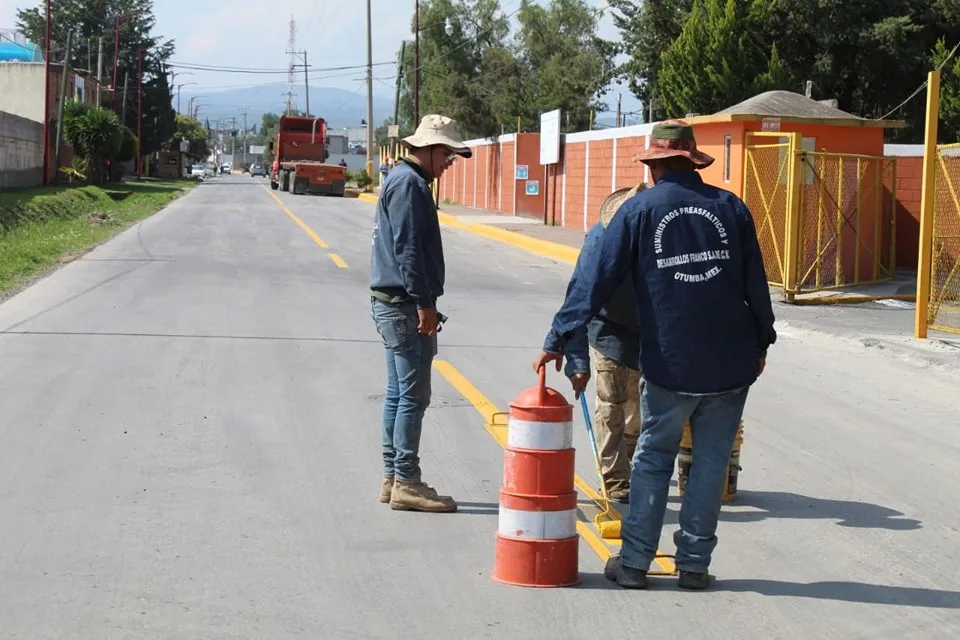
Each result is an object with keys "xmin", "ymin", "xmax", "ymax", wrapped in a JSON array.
[
  {"xmin": 507, "ymin": 419, "xmax": 573, "ymax": 450},
  {"xmin": 498, "ymin": 506, "xmax": 578, "ymax": 540}
]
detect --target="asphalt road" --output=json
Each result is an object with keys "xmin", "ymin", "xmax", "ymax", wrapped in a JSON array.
[{"xmin": 1, "ymin": 175, "xmax": 958, "ymax": 638}]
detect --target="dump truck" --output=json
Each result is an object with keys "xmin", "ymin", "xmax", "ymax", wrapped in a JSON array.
[{"xmin": 269, "ymin": 115, "xmax": 347, "ymax": 196}]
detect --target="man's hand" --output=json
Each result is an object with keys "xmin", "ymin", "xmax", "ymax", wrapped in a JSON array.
[
  {"xmin": 532, "ymin": 351, "xmax": 563, "ymax": 373},
  {"xmin": 417, "ymin": 308, "xmax": 438, "ymax": 335},
  {"xmin": 570, "ymin": 373, "xmax": 589, "ymax": 399},
  {"xmin": 757, "ymin": 356, "xmax": 766, "ymax": 377}
]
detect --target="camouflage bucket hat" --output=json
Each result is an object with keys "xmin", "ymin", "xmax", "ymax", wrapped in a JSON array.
[
  {"xmin": 599, "ymin": 183, "xmax": 647, "ymax": 228},
  {"xmin": 632, "ymin": 119, "xmax": 715, "ymax": 169}
]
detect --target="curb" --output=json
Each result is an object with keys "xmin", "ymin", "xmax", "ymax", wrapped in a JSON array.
[{"xmin": 356, "ymin": 193, "xmax": 579, "ymax": 265}]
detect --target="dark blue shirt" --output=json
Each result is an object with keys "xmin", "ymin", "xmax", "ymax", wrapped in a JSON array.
[
  {"xmin": 543, "ymin": 171, "xmax": 776, "ymax": 394},
  {"xmin": 369, "ymin": 160, "xmax": 445, "ymax": 309},
  {"xmin": 564, "ymin": 222, "xmax": 640, "ymax": 373}
]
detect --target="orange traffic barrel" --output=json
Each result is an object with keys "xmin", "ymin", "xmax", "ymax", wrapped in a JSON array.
[{"xmin": 492, "ymin": 367, "xmax": 579, "ymax": 588}]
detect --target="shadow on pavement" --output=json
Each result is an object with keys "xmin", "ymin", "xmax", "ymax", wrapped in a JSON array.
[
  {"xmin": 716, "ymin": 579, "xmax": 960, "ymax": 608},
  {"xmin": 715, "ymin": 490, "xmax": 922, "ymax": 530},
  {"xmin": 619, "ymin": 489, "xmax": 920, "ymax": 532}
]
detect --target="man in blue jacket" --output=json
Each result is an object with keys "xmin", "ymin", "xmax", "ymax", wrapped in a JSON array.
[
  {"xmin": 533, "ymin": 121, "xmax": 776, "ymax": 590},
  {"xmin": 370, "ymin": 115, "xmax": 471, "ymax": 513},
  {"xmin": 564, "ymin": 184, "xmax": 646, "ymax": 503}
]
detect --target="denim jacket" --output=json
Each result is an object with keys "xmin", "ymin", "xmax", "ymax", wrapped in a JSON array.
[{"xmin": 561, "ymin": 222, "xmax": 641, "ymax": 375}]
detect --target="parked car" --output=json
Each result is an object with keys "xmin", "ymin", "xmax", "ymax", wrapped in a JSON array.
[
  {"xmin": 250, "ymin": 164, "xmax": 266, "ymax": 177},
  {"xmin": 190, "ymin": 164, "xmax": 205, "ymax": 178}
]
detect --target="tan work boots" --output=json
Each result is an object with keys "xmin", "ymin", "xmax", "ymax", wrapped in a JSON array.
[{"xmin": 379, "ymin": 477, "xmax": 457, "ymax": 513}]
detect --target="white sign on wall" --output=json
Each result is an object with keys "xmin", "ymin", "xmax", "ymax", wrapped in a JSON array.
[{"xmin": 540, "ymin": 109, "xmax": 562, "ymax": 165}]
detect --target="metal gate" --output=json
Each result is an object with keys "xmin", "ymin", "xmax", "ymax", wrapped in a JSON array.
[
  {"xmin": 794, "ymin": 153, "xmax": 897, "ymax": 291},
  {"xmin": 929, "ymin": 144, "xmax": 960, "ymax": 334},
  {"xmin": 742, "ymin": 132, "xmax": 798, "ymax": 288}
]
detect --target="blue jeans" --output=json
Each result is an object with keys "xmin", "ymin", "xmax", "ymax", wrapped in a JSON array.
[
  {"xmin": 371, "ymin": 299, "xmax": 437, "ymax": 482},
  {"xmin": 620, "ymin": 380, "xmax": 749, "ymax": 573}
]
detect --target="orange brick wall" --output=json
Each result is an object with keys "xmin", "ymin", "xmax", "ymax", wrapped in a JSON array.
[
  {"xmin": 443, "ymin": 125, "xmax": 918, "ymax": 267},
  {"xmin": 564, "ymin": 142, "xmax": 587, "ymax": 231},
  {"xmin": 895, "ymin": 156, "xmax": 922, "ymax": 269},
  {"xmin": 615, "ymin": 136, "xmax": 647, "ymax": 189}
]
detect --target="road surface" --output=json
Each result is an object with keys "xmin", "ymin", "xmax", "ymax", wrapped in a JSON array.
[{"xmin": 1, "ymin": 175, "xmax": 957, "ymax": 638}]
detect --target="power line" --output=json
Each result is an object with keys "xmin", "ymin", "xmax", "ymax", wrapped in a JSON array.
[
  {"xmin": 167, "ymin": 60, "xmax": 393, "ymax": 75},
  {"xmin": 877, "ymin": 40, "xmax": 960, "ymax": 121}
]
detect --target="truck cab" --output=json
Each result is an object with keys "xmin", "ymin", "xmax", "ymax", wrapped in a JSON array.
[{"xmin": 269, "ymin": 116, "xmax": 347, "ymax": 197}]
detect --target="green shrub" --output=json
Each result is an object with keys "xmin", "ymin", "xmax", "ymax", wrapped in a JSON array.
[{"xmin": 0, "ymin": 186, "xmax": 112, "ymax": 235}]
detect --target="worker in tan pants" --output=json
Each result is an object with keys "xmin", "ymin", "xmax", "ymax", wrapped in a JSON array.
[
  {"xmin": 590, "ymin": 347, "xmax": 642, "ymax": 501},
  {"xmin": 544, "ymin": 184, "xmax": 645, "ymax": 502}
]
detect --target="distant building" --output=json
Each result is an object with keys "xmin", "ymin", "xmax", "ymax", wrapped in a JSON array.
[
  {"xmin": 327, "ymin": 134, "xmax": 348, "ymax": 154},
  {"xmin": 0, "ymin": 61, "xmax": 104, "ymax": 183}
]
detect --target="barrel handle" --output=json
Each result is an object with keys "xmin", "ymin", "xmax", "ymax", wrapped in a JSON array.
[{"xmin": 537, "ymin": 365, "xmax": 547, "ymax": 405}]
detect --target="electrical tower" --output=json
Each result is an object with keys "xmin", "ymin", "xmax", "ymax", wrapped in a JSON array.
[{"xmin": 287, "ymin": 15, "xmax": 297, "ymax": 114}]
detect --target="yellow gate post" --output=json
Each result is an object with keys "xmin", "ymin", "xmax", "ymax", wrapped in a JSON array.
[
  {"xmin": 916, "ymin": 70, "xmax": 941, "ymax": 340},
  {"xmin": 782, "ymin": 133, "xmax": 803, "ymax": 301}
]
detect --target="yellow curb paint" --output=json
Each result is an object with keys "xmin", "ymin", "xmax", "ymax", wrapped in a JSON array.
[
  {"xmin": 261, "ymin": 185, "xmax": 329, "ymax": 249},
  {"xmin": 432, "ymin": 359, "xmax": 675, "ymax": 574},
  {"xmin": 329, "ymin": 253, "xmax": 349, "ymax": 269},
  {"xmin": 357, "ymin": 193, "xmax": 580, "ymax": 265}
]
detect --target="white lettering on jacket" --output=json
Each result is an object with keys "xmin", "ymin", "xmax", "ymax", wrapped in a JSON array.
[{"xmin": 653, "ymin": 207, "xmax": 730, "ymax": 283}]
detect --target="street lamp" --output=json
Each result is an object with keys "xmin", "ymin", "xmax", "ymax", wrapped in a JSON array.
[
  {"xmin": 111, "ymin": 10, "xmax": 139, "ymax": 112},
  {"xmin": 445, "ymin": 18, "xmax": 454, "ymax": 36},
  {"xmin": 176, "ymin": 82, "xmax": 197, "ymax": 113}
]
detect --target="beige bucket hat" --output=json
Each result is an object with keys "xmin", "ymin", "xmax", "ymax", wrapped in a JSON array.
[
  {"xmin": 401, "ymin": 114, "xmax": 473, "ymax": 159},
  {"xmin": 599, "ymin": 183, "xmax": 648, "ymax": 228}
]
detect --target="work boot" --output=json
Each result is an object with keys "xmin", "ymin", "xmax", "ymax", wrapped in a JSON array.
[
  {"xmin": 603, "ymin": 555, "xmax": 647, "ymax": 589},
  {"xmin": 677, "ymin": 571, "xmax": 710, "ymax": 591},
  {"xmin": 608, "ymin": 486, "xmax": 630, "ymax": 504},
  {"xmin": 390, "ymin": 480, "xmax": 457, "ymax": 513},
  {"xmin": 379, "ymin": 477, "xmax": 395, "ymax": 504}
]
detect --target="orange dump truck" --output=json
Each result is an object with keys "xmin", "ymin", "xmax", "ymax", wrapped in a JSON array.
[{"xmin": 269, "ymin": 115, "xmax": 346, "ymax": 196}]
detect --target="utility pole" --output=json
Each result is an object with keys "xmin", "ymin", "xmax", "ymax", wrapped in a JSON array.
[
  {"xmin": 136, "ymin": 47, "xmax": 144, "ymax": 178},
  {"xmin": 42, "ymin": 0, "xmax": 51, "ymax": 185},
  {"xmin": 122, "ymin": 71, "xmax": 129, "ymax": 125},
  {"xmin": 303, "ymin": 51, "xmax": 310, "ymax": 117},
  {"xmin": 366, "ymin": 0, "xmax": 374, "ymax": 179},
  {"xmin": 96, "ymin": 37, "xmax": 103, "ymax": 105},
  {"xmin": 414, "ymin": 0, "xmax": 420, "ymax": 126},
  {"xmin": 240, "ymin": 107, "xmax": 249, "ymax": 168},
  {"xmin": 55, "ymin": 31, "xmax": 73, "ymax": 172},
  {"xmin": 616, "ymin": 93, "xmax": 622, "ymax": 128},
  {"xmin": 87, "ymin": 37, "xmax": 92, "ymax": 73},
  {"xmin": 393, "ymin": 42, "xmax": 405, "ymax": 127}
]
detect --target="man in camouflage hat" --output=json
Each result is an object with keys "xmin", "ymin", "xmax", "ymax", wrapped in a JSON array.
[{"xmin": 534, "ymin": 120, "xmax": 776, "ymax": 591}]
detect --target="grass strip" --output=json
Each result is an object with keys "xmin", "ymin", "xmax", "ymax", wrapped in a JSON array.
[{"xmin": 0, "ymin": 180, "xmax": 195, "ymax": 297}]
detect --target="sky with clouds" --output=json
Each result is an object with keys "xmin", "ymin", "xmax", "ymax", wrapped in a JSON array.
[{"xmin": 1, "ymin": 0, "xmax": 642, "ymax": 119}]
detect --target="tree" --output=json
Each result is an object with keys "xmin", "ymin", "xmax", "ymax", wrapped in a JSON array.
[
  {"xmin": 657, "ymin": 0, "xmax": 793, "ymax": 117},
  {"xmin": 609, "ymin": 0, "xmax": 693, "ymax": 121},
  {"xmin": 17, "ymin": 0, "xmax": 175, "ymax": 155},
  {"xmin": 396, "ymin": 0, "xmax": 516, "ymax": 138},
  {"xmin": 514, "ymin": 0, "xmax": 619, "ymax": 132},
  {"xmin": 62, "ymin": 101, "xmax": 125, "ymax": 184},
  {"xmin": 168, "ymin": 114, "xmax": 209, "ymax": 161},
  {"xmin": 934, "ymin": 38, "xmax": 960, "ymax": 143}
]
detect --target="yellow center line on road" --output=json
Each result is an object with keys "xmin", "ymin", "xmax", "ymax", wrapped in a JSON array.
[
  {"xmin": 261, "ymin": 185, "xmax": 330, "ymax": 249},
  {"xmin": 329, "ymin": 253, "xmax": 349, "ymax": 269},
  {"xmin": 432, "ymin": 359, "xmax": 676, "ymax": 574}
]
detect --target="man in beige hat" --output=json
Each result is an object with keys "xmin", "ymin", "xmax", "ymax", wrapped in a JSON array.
[
  {"xmin": 562, "ymin": 184, "xmax": 647, "ymax": 503},
  {"xmin": 369, "ymin": 115, "xmax": 472, "ymax": 513},
  {"xmin": 534, "ymin": 120, "xmax": 776, "ymax": 590}
]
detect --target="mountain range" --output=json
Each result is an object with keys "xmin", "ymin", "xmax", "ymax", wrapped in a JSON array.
[{"xmin": 178, "ymin": 85, "xmax": 396, "ymax": 131}]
